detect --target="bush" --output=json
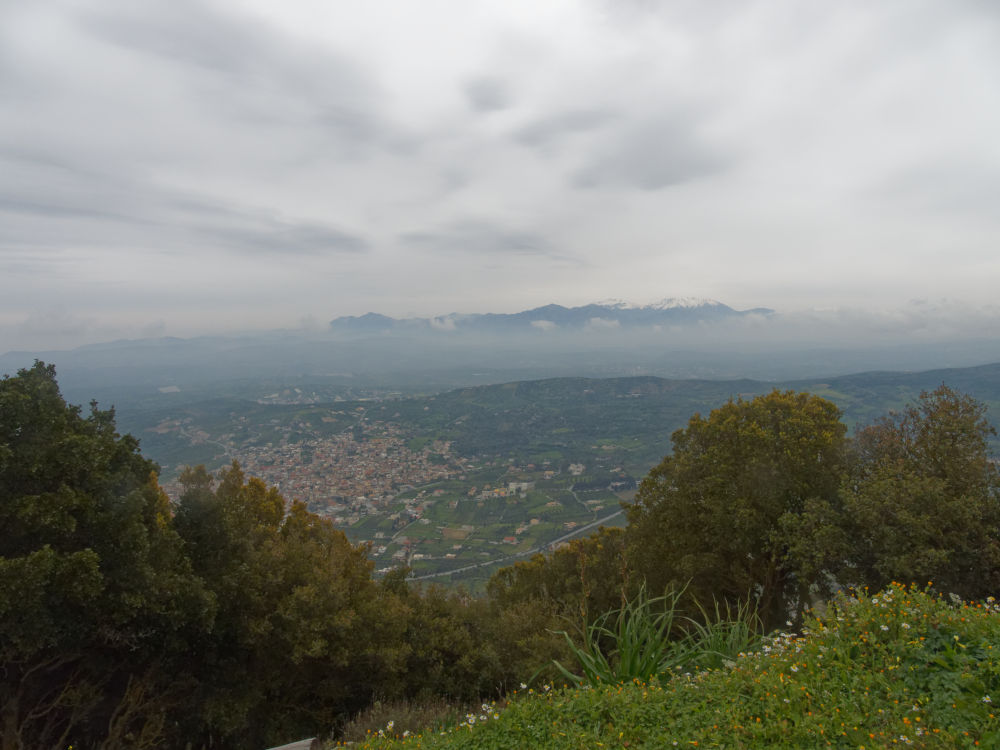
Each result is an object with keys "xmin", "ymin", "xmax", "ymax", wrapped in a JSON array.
[{"xmin": 552, "ymin": 586, "xmax": 763, "ymax": 686}]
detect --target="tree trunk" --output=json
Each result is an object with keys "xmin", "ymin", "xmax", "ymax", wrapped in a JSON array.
[{"xmin": 1, "ymin": 690, "xmax": 22, "ymax": 750}]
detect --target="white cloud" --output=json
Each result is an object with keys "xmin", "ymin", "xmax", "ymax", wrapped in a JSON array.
[{"xmin": 586, "ymin": 317, "xmax": 621, "ymax": 331}]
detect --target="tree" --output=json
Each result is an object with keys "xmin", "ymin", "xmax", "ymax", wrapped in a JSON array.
[
  {"xmin": 838, "ymin": 385, "xmax": 1000, "ymax": 597},
  {"xmin": 486, "ymin": 527, "xmax": 627, "ymax": 684},
  {"xmin": 625, "ymin": 390, "xmax": 847, "ymax": 629},
  {"xmin": 488, "ymin": 527, "xmax": 629, "ymax": 628},
  {"xmin": 172, "ymin": 462, "xmax": 406, "ymax": 747},
  {"xmin": 0, "ymin": 362, "xmax": 211, "ymax": 750},
  {"xmin": 2, "ymin": 362, "xmax": 565, "ymax": 747},
  {"xmin": 389, "ymin": 582, "xmax": 507, "ymax": 701}
]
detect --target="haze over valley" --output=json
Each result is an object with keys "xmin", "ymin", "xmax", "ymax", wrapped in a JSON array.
[
  {"xmin": 5, "ymin": 297, "xmax": 1000, "ymax": 409},
  {"xmin": 8, "ymin": 303, "xmax": 998, "ymax": 585}
]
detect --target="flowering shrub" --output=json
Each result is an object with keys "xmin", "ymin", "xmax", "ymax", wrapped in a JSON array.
[{"xmin": 345, "ymin": 584, "xmax": 1000, "ymax": 748}]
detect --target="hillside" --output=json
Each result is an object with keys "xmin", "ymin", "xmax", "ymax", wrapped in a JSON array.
[
  {"xmin": 342, "ymin": 584, "xmax": 1000, "ymax": 749},
  {"xmin": 122, "ymin": 363, "xmax": 1000, "ymax": 477}
]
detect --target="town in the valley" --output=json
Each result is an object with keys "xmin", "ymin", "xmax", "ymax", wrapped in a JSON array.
[{"xmin": 155, "ymin": 406, "xmax": 634, "ymax": 585}]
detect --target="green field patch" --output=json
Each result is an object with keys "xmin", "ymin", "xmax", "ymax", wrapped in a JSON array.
[
  {"xmin": 348, "ymin": 515, "xmax": 395, "ymax": 537},
  {"xmin": 397, "ymin": 523, "xmax": 438, "ymax": 540},
  {"xmin": 405, "ymin": 436, "xmax": 432, "ymax": 451}
]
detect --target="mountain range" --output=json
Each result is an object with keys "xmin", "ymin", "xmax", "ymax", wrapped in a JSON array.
[
  {"xmin": 328, "ymin": 298, "xmax": 774, "ymax": 334},
  {"xmin": 5, "ymin": 298, "xmax": 1000, "ymax": 413}
]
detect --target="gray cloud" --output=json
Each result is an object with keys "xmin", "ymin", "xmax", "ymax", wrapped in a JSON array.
[
  {"xmin": 573, "ymin": 116, "xmax": 728, "ymax": 190},
  {"xmin": 0, "ymin": 152, "xmax": 156, "ymax": 230},
  {"xmin": 515, "ymin": 109, "xmax": 616, "ymax": 148},
  {"xmin": 20, "ymin": 308, "xmax": 92, "ymax": 338},
  {"xmin": 597, "ymin": 0, "xmax": 756, "ymax": 32},
  {"xmin": 75, "ymin": 0, "xmax": 393, "ymax": 157},
  {"xmin": 401, "ymin": 220, "xmax": 562, "ymax": 258},
  {"xmin": 0, "ymin": 151, "xmax": 368, "ymax": 264},
  {"xmin": 873, "ymin": 161, "xmax": 1000, "ymax": 219},
  {"xmin": 0, "ymin": 2, "xmax": 380, "ymax": 268},
  {"xmin": 79, "ymin": 0, "xmax": 265, "ymax": 77},
  {"xmin": 463, "ymin": 77, "xmax": 512, "ymax": 112},
  {"xmin": 194, "ymin": 211, "xmax": 370, "ymax": 256}
]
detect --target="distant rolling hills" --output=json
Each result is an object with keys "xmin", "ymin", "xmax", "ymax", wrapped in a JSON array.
[
  {"xmin": 379, "ymin": 363, "xmax": 1000, "ymax": 472},
  {"xmin": 112, "ymin": 361, "xmax": 1000, "ymax": 481}
]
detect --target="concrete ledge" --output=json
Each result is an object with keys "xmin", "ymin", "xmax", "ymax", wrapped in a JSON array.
[{"xmin": 265, "ymin": 739, "xmax": 319, "ymax": 750}]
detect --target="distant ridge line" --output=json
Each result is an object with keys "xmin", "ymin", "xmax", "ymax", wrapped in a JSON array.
[{"xmin": 328, "ymin": 299, "xmax": 773, "ymax": 334}]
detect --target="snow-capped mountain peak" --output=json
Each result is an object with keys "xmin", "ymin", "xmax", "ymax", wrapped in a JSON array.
[
  {"xmin": 595, "ymin": 297, "xmax": 721, "ymax": 311},
  {"xmin": 595, "ymin": 298, "xmax": 636, "ymax": 310},
  {"xmin": 645, "ymin": 297, "xmax": 722, "ymax": 310}
]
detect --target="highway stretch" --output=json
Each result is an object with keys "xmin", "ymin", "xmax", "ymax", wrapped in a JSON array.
[{"xmin": 406, "ymin": 508, "xmax": 625, "ymax": 581}]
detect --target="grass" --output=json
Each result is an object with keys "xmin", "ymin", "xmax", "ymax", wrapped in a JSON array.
[
  {"xmin": 338, "ymin": 583, "xmax": 1000, "ymax": 748},
  {"xmin": 552, "ymin": 587, "xmax": 763, "ymax": 687}
]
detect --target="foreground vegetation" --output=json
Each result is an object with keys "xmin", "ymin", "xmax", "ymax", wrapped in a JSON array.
[
  {"xmin": 2, "ymin": 362, "xmax": 999, "ymax": 748},
  {"xmin": 349, "ymin": 584, "xmax": 1000, "ymax": 748}
]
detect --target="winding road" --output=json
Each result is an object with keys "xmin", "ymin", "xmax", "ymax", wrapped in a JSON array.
[{"xmin": 407, "ymin": 508, "xmax": 624, "ymax": 581}]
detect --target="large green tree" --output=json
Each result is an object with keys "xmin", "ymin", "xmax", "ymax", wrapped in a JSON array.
[
  {"xmin": 625, "ymin": 390, "xmax": 848, "ymax": 628},
  {"xmin": 0, "ymin": 362, "xmax": 211, "ymax": 750},
  {"xmin": 485, "ymin": 527, "xmax": 627, "ymax": 683},
  {"xmin": 172, "ymin": 462, "xmax": 407, "ymax": 747},
  {"xmin": 488, "ymin": 527, "xmax": 629, "ymax": 628},
  {"xmin": 837, "ymin": 385, "xmax": 1000, "ymax": 596}
]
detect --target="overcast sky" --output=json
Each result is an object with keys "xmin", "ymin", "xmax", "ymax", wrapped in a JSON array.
[{"xmin": 2, "ymin": 0, "xmax": 999, "ymax": 352}]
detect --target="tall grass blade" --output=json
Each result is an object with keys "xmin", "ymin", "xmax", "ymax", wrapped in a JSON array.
[{"xmin": 551, "ymin": 585, "xmax": 764, "ymax": 687}]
